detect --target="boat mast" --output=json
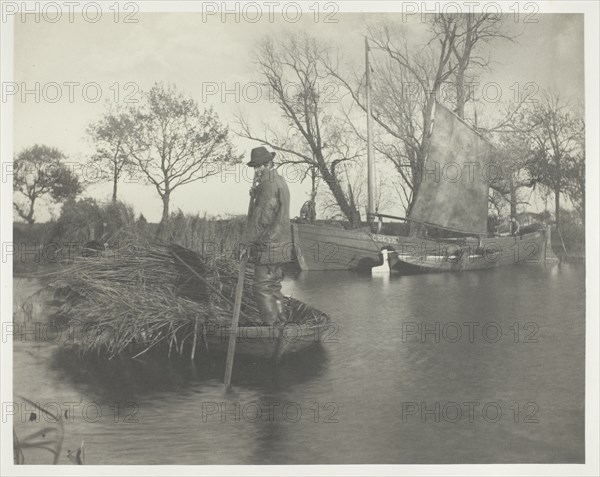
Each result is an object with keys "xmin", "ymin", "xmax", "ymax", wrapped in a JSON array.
[{"xmin": 365, "ymin": 37, "xmax": 375, "ymax": 221}]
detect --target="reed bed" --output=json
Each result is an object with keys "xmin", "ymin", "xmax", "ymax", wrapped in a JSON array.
[
  {"xmin": 162, "ymin": 211, "xmax": 246, "ymax": 254},
  {"xmin": 49, "ymin": 242, "xmax": 327, "ymax": 359}
]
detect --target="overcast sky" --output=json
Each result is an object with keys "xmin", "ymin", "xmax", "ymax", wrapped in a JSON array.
[{"xmin": 13, "ymin": 12, "xmax": 584, "ymax": 222}]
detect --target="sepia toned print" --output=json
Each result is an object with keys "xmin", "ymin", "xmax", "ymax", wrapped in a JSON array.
[{"xmin": 1, "ymin": 2, "xmax": 597, "ymax": 476}]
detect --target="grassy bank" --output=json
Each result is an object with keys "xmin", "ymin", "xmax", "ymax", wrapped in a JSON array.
[
  {"xmin": 13, "ymin": 222, "xmax": 56, "ymax": 275},
  {"xmin": 13, "ymin": 199, "xmax": 586, "ymax": 275},
  {"xmin": 550, "ymin": 209, "xmax": 585, "ymax": 261},
  {"xmin": 157, "ymin": 211, "xmax": 246, "ymax": 258},
  {"xmin": 13, "ymin": 202, "xmax": 248, "ymax": 275}
]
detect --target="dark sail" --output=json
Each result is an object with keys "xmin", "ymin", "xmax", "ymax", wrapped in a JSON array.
[{"xmin": 408, "ymin": 102, "xmax": 493, "ymax": 234}]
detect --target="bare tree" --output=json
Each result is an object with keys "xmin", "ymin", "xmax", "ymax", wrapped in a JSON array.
[
  {"xmin": 125, "ymin": 83, "xmax": 241, "ymax": 236},
  {"xmin": 236, "ymin": 34, "xmax": 364, "ymax": 227},
  {"xmin": 487, "ymin": 131, "xmax": 537, "ymax": 221},
  {"xmin": 328, "ymin": 15, "xmax": 516, "ymax": 226},
  {"xmin": 524, "ymin": 90, "xmax": 584, "ymax": 228},
  {"xmin": 438, "ymin": 13, "xmax": 515, "ymax": 119},
  {"xmin": 326, "ymin": 20, "xmax": 457, "ymax": 221},
  {"xmin": 567, "ymin": 137, "xmax": 585, "ymax": 221},
  {"xmin": 87, "ymin": 106, "xmax": 134, "ymax": 202}
]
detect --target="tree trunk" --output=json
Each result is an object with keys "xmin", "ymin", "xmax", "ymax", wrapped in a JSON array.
[
  {"xmin": 112, "ymin": 172, "xmax": 118, "ymax": 202},
  {"xmin": 319, "ymin": 164, "xmax": 360, "ymax": 228},
  {"xmin": 407, "ymin": 154, "xmax": 425, "ymax": 237},
  {"xmin": 509, "ymin": 176, "xmax": 517, "ymax": 220},
  {"xmin": 310, "ymin": 168, "xmax": 317, "ymax": 198},
  {"xmin": 554, "ymin": 187, "xmax": 560, "ymax": 230},
  {"xmin": 455, "ymin": 35, "xmax": 472, "ymax": 120},
  {"xmin": 407, "ymin": 156, "xmax": 421, "ymax": 215},
  {"xmin": 456, "ymin": 65, "xmax": 466, "ymax": 119},
  {"xmin": 25, "ymin": 197, "xmax": 36, "ymax": 225},
  {"xmin": 162, "ymin": 194, "xmax": 170, "ymax": 224},
  {"xmin": 156, "ymin": 192, "xmax": 170, "ymax": 239},
  {"xmin": 330, "ymin": 177, "xmax": 360, "ymax": 227}
]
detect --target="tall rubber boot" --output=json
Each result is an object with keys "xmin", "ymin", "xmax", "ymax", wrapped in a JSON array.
[
  {"xmin": 274, "ymin": 297, "xmax": 287, "ymax": 324},
  {"xmin": 252, "ymin": 264, "xmax": 280, "ymax": 324}
]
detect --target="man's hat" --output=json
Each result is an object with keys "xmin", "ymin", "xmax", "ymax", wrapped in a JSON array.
[{"xmin": 247, "ymin": 146, "xmax": 276, "ymax": 167}]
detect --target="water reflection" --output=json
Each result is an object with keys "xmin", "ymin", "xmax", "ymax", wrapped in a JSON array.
[
  {"xmin": 13, "ymin": 263, "xmax": 584, "ymax": 464},
  {"xmin": 49, "ymin": 345, "xmax": 329, "ymax": 400}
]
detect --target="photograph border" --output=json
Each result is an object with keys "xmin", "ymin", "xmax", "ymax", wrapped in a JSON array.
[{"xmin": 1, "ymin": 1, "xmax": 598, "ymax": 476}]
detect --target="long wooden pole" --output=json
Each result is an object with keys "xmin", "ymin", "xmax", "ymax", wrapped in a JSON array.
[
  {"xmin": 224, "ymin": 169, "xmax": 258, "ymax": 390},
  {"xmin": 170, "ymin": 249, "xmax": 258, "ymax": 324},
  {"xmin": 365, "ymin": 36, "xmax": 375, "ymax": 221}
]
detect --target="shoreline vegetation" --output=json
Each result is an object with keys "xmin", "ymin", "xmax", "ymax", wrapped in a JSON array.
[
  {"xmin": 10, "ymin": 198, "xmax": 584, "ymax": 361},
  {"xmin": 13, "ymin": 199, "xmax": 585, "ymax": 277},
  {"xmin": 13, "ymin": 202, "xmax": 249, "ymax": 275},
  {"xmin": 10, "ymin": 202, "xmax": 584, "ymax": 361}
]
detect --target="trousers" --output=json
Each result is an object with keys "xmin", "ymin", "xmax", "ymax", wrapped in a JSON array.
[{"xmin": 252, "ymin": 263, "xmax": 286, "ymax": 324}]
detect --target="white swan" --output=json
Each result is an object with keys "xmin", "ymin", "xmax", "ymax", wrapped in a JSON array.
[{"xmin": 372, "ymin": 249, "xmax": 391, "ymax": 274}]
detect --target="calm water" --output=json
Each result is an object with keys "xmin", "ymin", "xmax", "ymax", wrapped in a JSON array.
[{"xmin": 13, "ymin": 263, "xmax": 585, "ymax": 464}]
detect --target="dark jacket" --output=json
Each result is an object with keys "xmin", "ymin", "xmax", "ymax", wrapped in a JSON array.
[{"xmin": 244, "ymin": 167, "xmax": 292, "ymax": 264}]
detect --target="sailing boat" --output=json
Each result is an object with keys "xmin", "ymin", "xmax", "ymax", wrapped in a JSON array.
[{"xmin": 290, "ymin": 41, "xmax": 550, "ymax": 273}]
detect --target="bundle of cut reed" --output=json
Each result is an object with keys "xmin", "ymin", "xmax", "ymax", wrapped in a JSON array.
[{"xmin": 48, "ymin": 242, "xmax": 327, "ymax": 359}]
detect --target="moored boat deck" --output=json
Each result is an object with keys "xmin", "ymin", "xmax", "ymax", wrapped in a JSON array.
[{"xmin": 292, "ymin": 222, "xmax": 550, "ymax": 273}]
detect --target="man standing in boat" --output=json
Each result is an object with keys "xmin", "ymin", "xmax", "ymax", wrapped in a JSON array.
[
  {"xmin": 243, "ymin": 146, "xmax": 292, "ymax": 324},
  {"xmin": 299, "ymin": 191, "xmax": 317, "ymax": 223}
]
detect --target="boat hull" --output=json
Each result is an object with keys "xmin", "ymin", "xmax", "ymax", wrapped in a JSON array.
[
  {"xmin": 200, "ymin": 322, "xmax": 331, "ymax": 360},
  {"xmin": 391, "ymin": 230, "xmax": 548, "ymax": 273},
  {"xmin": 291, "ymin": 223, "xmax": 383, "ymax": 270},
  {"xmin": 292, "ymin": 223, "xmax": 550, "ymax": 273}
]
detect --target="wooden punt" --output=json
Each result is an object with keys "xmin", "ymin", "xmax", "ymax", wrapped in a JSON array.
[
  {"xmin": 49, "ymin": 279, "xmax": 332, "ymax": 361},
  {"xmin": 389, "ymin": 229, "xmax": 549, "ymax": 273},
  {"xmin": 200, "ymin": 319, "xmax": 332, "ymax": 360}
]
